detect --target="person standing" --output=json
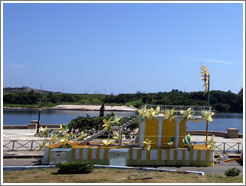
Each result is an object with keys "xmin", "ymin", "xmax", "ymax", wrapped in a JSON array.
[{"xmin": 99, "ymin": 103, "xmax": 105, "ymax": 117}]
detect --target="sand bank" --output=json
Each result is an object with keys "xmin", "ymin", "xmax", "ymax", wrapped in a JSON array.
[{"xmin": 48, "ymin": 104, "xmax": 137, "ymax": 112}]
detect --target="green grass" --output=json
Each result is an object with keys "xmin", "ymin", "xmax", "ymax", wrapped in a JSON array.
[
  {"xmin": 125, "ymin": 99, "xmax": 143, "ymax": 108},
  {"xmin": 3, "ymin": 103, "xmax": 58, "ymax": 108},
  {"xmin": 3, "ymin": 168, "xmax": 243, "ymax": 183}
]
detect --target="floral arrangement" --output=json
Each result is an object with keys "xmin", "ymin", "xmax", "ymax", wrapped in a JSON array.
[{"xmin": 38, "ymin": 123, "xmax": 88, "ymax": 150}]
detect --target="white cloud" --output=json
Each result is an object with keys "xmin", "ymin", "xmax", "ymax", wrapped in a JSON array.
[
  {"xmin": 189, "ymin": 57, "xmax": 236, "ymax": 65},
  {"xmin": 11, "ymin": 64, "xmax": 27, "ymax": 69}
]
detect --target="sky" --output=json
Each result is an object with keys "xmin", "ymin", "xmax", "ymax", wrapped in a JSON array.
[{"xmin": 2, "ymin": 2, "xmax": 244, "ymax": 95}]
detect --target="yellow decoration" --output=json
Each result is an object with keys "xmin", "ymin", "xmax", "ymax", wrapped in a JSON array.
[
  {"xmin": 148, "ymin": 106, "xmax": 161, "ymax": 118},
  {"xmin": 40, "ymin": 126, "xmax": 47, "ymax": 132},
  {"xmin": 163, "ymin": 108, "xmax": 175, "ymax": 121},
  {"xmin": 137, "ymin": 106, "xmax": 161, "ymax": 119},
  {"xmin": 113, "ymin": 132, "xmax": 125, "ymax": 141},
  {"xmin": 201, "ymin": 63, "xmax": 209, "ymax": 94},
  {"xmin": 76, "ymin": 131, "xmax": 87, "ymax": 141},
  {"xmin": 156, "ymin": 106, "xmax": 160, "ymax": 114},
  {"xmin": 39, "ymin": 141, "xmax": 46, "ymax": 150},
  {"xmin": 207, "ymin": 135, "xmax": 216, "ymax": 149},
  {"xmin": 102, "ymin": 139, "xmax": 114, "ymax": 146},
  {"xmin": 112, "ymin": 115, "xmax": 122, "ymax": 124},
  {"xmin": 202, "ymin": 110, "xmax": 214, "ymax": 123},
  {"xmin": 137, "ymin": 105, "xmax": 147, "ymax": 117},
  {"xmin": 49, "ymin": 136, "xmax": 57, "ymax": 144},
  {"xmin": 102, "ymin": 117, "xmax": 112, "ymax": 131},
  {"xmin": 180, "ymin": 108, "xmax": 194, "ymax": 120},
  {"xmin": 58, "ymin": 124, "xmax": 63, "ymax": 131},
  {"xmin": 38, "ymin": 126, "xmax": 48, "ymax": 137},
  {"xmin": 143, "ymin": 138, "xmax": 155, "ymax": 151}
]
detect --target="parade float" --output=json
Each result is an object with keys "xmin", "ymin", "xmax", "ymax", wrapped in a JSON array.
[{"xmin": 41, "ymin": 64, "xmax": 216, "ymax": 167}]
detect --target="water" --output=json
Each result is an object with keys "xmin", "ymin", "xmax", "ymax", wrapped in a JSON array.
[
  {"xmin": 3, "ymin": 109, "xmax": 135, "ymax": 125},
  {"xmin": 187, "ymin": 113, "xmax": 243, "ymax": 133},
  {"xmin": 3, "ymin": 109, "xmax": 243, "ymax": 133}
]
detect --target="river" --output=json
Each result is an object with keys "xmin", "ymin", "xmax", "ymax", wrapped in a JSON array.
[{"xmin": 3, "ymin": 109, "xmax": 243, "ymax": 133}]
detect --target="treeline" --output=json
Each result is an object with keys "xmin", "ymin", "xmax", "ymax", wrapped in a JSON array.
[
  {"xmin": 103, "ymin": 89, "xmax": 243, "ymax": 113},
  {"xmin": 3, "ymin": 88, "xmax": 243, "ymax": 113}
]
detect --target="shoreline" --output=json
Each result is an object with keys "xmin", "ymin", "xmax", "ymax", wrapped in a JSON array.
[{"xmin": 3, "ymin": 104, "xmax": 138, "ymax": 112}]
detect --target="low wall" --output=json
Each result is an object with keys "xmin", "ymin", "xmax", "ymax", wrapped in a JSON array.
[
  {"xmin": 187, "ymin": 130, "xmax": 243, "ymax": 138},
  {"xmin": 3, "ymin": 124, "xmax": 60, "ymax": 129},
  {"xmin": 43, "ymin": 147, "xmax": 214, "ymax": 167},
  {"xmin": 3, "ymin": 125, "xmax": 28, "ymax": 129}
]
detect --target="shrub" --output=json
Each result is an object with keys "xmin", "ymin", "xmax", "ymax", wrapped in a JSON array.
[
  {"xmin": 56, "ymin": 161, "xmax": 94, "ymax": 174},
  {"xmin": 225, "ymin": 167, "xmax": 241, "ymax": 177},
  {"xmin": 69, "ymin": 113, "xmax": 138, "ymax": 131}
]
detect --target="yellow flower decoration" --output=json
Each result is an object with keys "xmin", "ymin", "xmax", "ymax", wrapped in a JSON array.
[
  {"xmin": 102, "ymin": 117, "xmax": 112, "ymax": 131},
  {"xmin": 202, "ymin": 110, "xmax": 214, "ymax": 123},
  {"xmin": 137, "ymin": 105, "xmax": 147, "ymax": 117},
  {"xmin": 112, "ymin": 115, "xmax": 122, "ymax": 124},
  {"xmin": 164, "ymin": 108, "xmax": 175, "ymax": 121},
  {"xmin": 59, "ymin": 136, "xmax": 69, "ymax": 143},
  {"xmin": 138, "ymin": 106, "xmax": 161, "ymax": 120},
  {"xmin": 113, "ymin": 132, "xmax": 126, "ymax": 141},
  {"xmin": 49, "ymin": 136, "xmax": 57, "ymax": 144},
  {"xmin": 39, "ymin": 141, "xmax": 46, "ymax": 151},
  {"xmin": 102, "ymin": 139, "xmax": 114, "ymax": 146},
  {"xmin": 207, "ymin": 135, "xmax": 216, "ymax": 149},
  {"xmin": 180, "ymin": 108, "xmax": 194, "ymax": 120},
  {"xmin": 59, "ymin": 132, "xmax": 72, "ymax": 144},
  {"xmin": 156, "ymin": 106, "xmax": 160, "ymax": 114},
  {"xmin": 76, "ymin": 131, "xmax": 87, "ymax": 141},
  {"xmin": 40, "ymin": 126, "xmax": 47, "ymax": 132},
  {"xmin": 39, "ymin": 126, "xmax": 48, "ymax": 137},
  {"xmin": 143, "ymin": 138, "xmax": 155, "ymax": 151},
  {"xmin": 145, "ymin": 109, "xmax": 154, "ymax": 120}
]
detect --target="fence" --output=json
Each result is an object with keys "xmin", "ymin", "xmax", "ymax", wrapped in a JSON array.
[
  {"xmin": 3, "ymin": 140, "xmax": 50, "ymax": 151},
  {"xmin": 144, "ymin": 105, "xmax": 211, "ymax": 115},
  {"xmin": 3, "ymin": 139, "xmax": 243, "ymax": 154},
  {"xmin": 192, "ymin": 141, "xmax": 243, "ymax": 154}
]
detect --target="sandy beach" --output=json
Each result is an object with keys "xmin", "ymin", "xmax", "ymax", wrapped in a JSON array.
[
  {"xmin": 48, "ymin": 104, "xmax": 137, "ymax": 112},
  {"xmin": 4, "ymin": 104, "xmax": 138, "ymax": 112}
]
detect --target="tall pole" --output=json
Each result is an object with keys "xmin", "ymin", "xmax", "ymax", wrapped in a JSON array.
[
  {"xmin": 36, "ymin": 108, "xmax": 41, "ymax": 134},
  {"xmin": 207, "ymin": 74, "xmax": 210, "ymax": 111},
  {"xmin": 36, "ymin": 99, "xmax": 42, "ymax": 135},
  {"xmin": 205, "ymin": 74, "xmax": 210, "ymax": 146}
]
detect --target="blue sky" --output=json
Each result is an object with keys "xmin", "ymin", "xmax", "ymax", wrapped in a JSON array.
[{"xmin": 3, "ymin": 2, "xmax": 244, "ymax": 94}]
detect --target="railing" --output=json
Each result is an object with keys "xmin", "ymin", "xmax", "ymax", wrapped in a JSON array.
[
  {"xmin": 191, "ymin": 141, "xmax": 243, "ymax": 153},
  {"xmin": 144, "ymin": 105, "xmax": 211, "ymax": 115},
  {"xmin": 3, "ymin": 139, "xmax": 243, "ymax": 154},
  {"xmin": 3, "ymin": 140, "xmax": 50, "ymax": 151}
]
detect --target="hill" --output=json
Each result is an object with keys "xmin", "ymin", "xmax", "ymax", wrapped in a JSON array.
[
  {"xmin": 3, "ymin": 86, "xmax": 58, "ymax": 95},
  {"xmin": 3, "ymin": 87, "xmax": 243, "ymax": 113}
]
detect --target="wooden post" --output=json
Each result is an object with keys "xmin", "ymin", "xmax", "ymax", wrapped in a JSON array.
[
  {"xmin": 206, "ymin": 120, "xmax": 208, "ymax": 147},
  {"xmin": 36, "ymin": 109, "xmax": 41, "ymax": 134},
  {"xmin": 205, "ymin": 75, "xmax": 210, "ymax": 147}
]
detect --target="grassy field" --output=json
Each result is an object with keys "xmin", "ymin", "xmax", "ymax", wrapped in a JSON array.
[{"xmin": 3, "ymin": 168, "xmax": 243, "ymax": 183}]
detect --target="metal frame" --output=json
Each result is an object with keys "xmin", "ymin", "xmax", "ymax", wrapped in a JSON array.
[{"xmin": 3, "ymin": 140, "xmax": 50, "ymax": 151}]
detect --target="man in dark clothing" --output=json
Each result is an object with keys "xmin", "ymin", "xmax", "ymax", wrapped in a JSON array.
[{"xmin": 99, "ymin": 103, "xmax": 105, "ymax": 117}]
